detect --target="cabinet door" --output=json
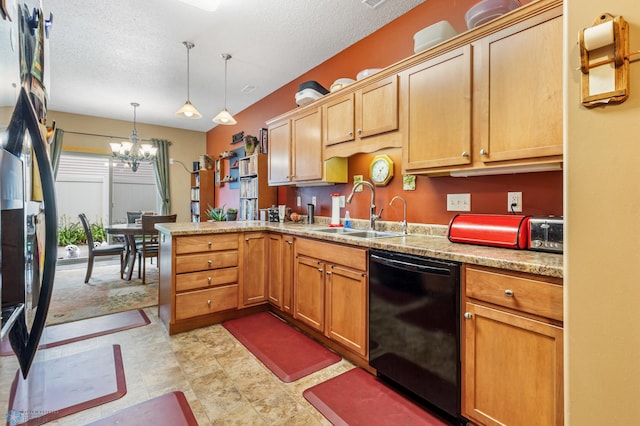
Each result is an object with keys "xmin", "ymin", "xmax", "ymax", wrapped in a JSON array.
[
  {"xmin": 323, "ymin": 92, "xmax": 355, "ymax": 146},
  {"xmin": 242, "ymin": 232, "xmax": 267, "ymax": 306},
  {"xmin": 325, "ymin": 264, "xmax": 367, "ymax": 357},
  {"xmin": 282, "ymin": 235, "xmax": 294, "ymax": 314},
  {"xmin": 357, "ymin": 74, "xmax": 398, "ymax": 138},
  {"xmin": 267, "ymin": 234, "xmax": 283, "ymax": 308},
  {"xmin": 476, "ymin": 10, "xmax": 562, "ymax": 163},
  {"xmin": 402, "ymin": 45, "xmax": 472, "ymax": 171},
  {"xmin": 463, "ymin": 302, "xmax": 563, "ymax": 426},
  {"xmin": 268, "ymin": 119, "xmax": 291, "ymax": 185},
  {"xmin": 291, "ymin": 107, "xmax": 322, "ymax": 182},
  {"xmin": 293, "ymin": 255, "xmax": 325, "ymax": 332}
]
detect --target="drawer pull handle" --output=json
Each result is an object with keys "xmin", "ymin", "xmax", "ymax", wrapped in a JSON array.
[
  {"xmin": 464, "ymin": 312, "xmax": 473, "ymax": 319},
  {"xmin": 207, "ymin": 299, "xmax": 211, "ymax": 306},
  {"xmin": 504, "ymin": 289, "xmax": 514, "ymax": 297}
]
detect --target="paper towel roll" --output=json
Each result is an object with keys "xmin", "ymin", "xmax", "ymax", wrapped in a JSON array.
[{"xmin": 584, "ymin": 20, "xmax": 614, "ymax": 51}]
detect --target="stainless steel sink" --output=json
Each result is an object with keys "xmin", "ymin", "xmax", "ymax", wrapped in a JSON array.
[
  {"xmin": 345, "ymin": 230, "xmax": 403, "ymax": 239},
  {"xmin": 309, "ymin": 227, "xmax": 360, "ymax": 234},
  {"xmin": 309, "ymin": 228, "xmax": 402, "ymax": 239}
]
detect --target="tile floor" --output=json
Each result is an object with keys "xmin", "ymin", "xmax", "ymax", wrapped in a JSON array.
[{"xmin": 0, "ymin": 307, "xmax": 355, "ymax": 425}]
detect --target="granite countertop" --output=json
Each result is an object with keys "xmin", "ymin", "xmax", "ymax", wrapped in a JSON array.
[{"xmin": 156, "ymin": 219, "xmax": 563, "ymax": 279}]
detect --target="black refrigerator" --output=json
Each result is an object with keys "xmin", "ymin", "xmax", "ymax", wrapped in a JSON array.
[{"xmin": 1, "ymin": 3, "xmax": 58, "ymax": 378}]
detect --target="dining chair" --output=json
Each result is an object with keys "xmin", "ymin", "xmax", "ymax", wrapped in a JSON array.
[
  {"xmin": 78, "ymin": 213, "xmax": 125, "ymax": 283},
  {"xmin": 140, "ymin": 214, "xmax": 177, "ymax": 284},
  {"xmin": 126, "ymin": 210, "xmax": 143, "ymax": 269}
]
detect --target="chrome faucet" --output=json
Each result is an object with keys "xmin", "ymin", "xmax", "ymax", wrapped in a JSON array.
[
  {"xmin": 346, "ymin": 180, "xmax": 382, "ymax": 230},
  {"xmin": 389, "ymin": 195, "xmax": 408, "ymax": 235}
]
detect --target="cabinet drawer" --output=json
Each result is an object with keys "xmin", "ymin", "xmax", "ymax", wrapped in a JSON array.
[
  {"xmin": 175, "ymin": 284, "xmax": 238, "ymax": 320},
  {"xmin": 296, "ymin": 238, "xmax": 367, "ymax": 271},
  {"xmin": 176, "ymin": 250, "xmax": 238, "ymax": 274},
  {"xmin": 176, "ymin": 267, "xmax": 239, "ymax": 292},
  {"xmin": 465, "ymin": 266, "xmax": 563, "ymax": 322},
  {"xmin": 175, "ymin": 233, "xmax": 239, "ymax": 255}
]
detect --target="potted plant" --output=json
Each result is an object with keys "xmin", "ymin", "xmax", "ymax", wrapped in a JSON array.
[
  {"xmin": 205, "ymin": 205, "xmax": 226, "ymax": 221},
  {"xmin": 226, "ymin": 208, "xmax": 238, "ymax": 221}
]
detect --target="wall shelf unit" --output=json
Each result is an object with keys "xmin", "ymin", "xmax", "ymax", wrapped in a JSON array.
[
  {"xmin": 238, "ymin": 153, "xmax": 276, "ymax": 220},
  {"xmin": 190, "ymin": 168, "xmax": 214, "ymax": 222}
]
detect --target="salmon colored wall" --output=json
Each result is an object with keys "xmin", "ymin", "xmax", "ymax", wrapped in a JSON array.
[{"xmin": 206, "ymin": 0, "xmax": 560, "ymax": 225}]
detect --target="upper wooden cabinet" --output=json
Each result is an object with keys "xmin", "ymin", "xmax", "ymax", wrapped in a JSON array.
[
  {"xmin": 323, "ymin": 75, "xmax": 401, "ymax": 158},
  {"xmin": 402, "ymin": 0, "xmax": 563, "ymax": 175},
  {"xmin": 401, "ymin": 45, "xmax": 472, "ymax": 171},
  {"xmin": 267, "ymin": 107, "xmax": 347, "ymax": 186}
]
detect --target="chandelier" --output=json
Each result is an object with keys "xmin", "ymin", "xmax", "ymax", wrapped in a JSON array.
[{"xmin": 109, "ymin": 102, "xmax": 157, "ymax": 172}]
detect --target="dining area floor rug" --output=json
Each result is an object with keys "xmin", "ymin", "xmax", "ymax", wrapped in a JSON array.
[
  {"xmin": 222, "ymin": 311, "xmax": 341, "ymax": 382},
  {"xmin": 6, "ymin": 344, "xmax": 127, "ymax": 426},
  {"xmin": 0, "ymin": 309, "xmax": 150, "ymax": 356},
  {"xmin": 303, "ymin": 368, "xmax": 451, "ymax": 425}
]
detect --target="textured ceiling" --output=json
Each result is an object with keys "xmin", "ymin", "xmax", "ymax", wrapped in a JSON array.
[{"xmin": 0, "ymin": 0, "xmax": 424, "ymax": 132}]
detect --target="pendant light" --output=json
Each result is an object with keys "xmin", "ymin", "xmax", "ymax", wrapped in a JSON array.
[
  {"xmin": 176, "ymin": 41, "xmax": 202, "ymax": 119},
  {"xmin": 212, "ymin": 53, "xmax": 237, "ymax": 125}
]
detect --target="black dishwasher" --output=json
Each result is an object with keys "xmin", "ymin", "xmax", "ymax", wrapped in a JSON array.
[{"xmin": 369, "ymin": 249, "xmax": 464, "ymax": 424}]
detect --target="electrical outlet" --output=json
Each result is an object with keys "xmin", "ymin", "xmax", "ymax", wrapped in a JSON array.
[
  {"xmin": 296, "ymin": 196, "xmax": 301, "ymax": 207},
  {"xmin": 312, "ymin": 196, "xmax": 317, "ymax": 207},
  {"xmin": 447, "ymin": 193, "xmax": 471, "ymax": 212},
  {"xmin": 508, "ymin": 192, "xmax": 523, "ymax": 213},
  {"xmin": 339, "ymin": 195, "xmax": 345, "ymax": 208}
]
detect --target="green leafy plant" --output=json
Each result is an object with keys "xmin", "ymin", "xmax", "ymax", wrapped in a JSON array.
[
  {"xmin": 205, "ymin": 204, "xmax": 227, "ymax": 221},
  {"xmin": 58, "ymin": 215, "xmax": 84, "ymax": 246}
]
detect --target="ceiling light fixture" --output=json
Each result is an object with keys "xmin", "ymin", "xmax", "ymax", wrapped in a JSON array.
[
  {"xmin": 176, "ymin": 41, "xmax": 202, "ymax": 119},
  {"xmin": 109, "ymin": 103, "xmax": 157, "ymax": 172},
  {"xmin": 212, "ymin": 53, "xmax": 237, "ymax": 126}
]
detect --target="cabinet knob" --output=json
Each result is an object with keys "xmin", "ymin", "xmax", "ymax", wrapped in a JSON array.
[
  {"xmin": 286, "ymin": 240, "xmax": 293, "ymax": 245},
  {"xmin": 464, "ymin": 312, "xmax": 473, "ymax": 319},
  {"xmin": 207, "ymin": 277, "xmax": 212, "ymax": 283},
  {"xmin": 480, "ymin": 148, "xmax": 488, "ymax": 155},
  {"xmin": 326, "ymin": 271, "xmax": 332, "ymax": 275},
  {"xmin": 208, "ymin": 241, "xmax": 212, "ymax": 247},
  {"xmin": 504, "ymin": 289, "xmax": 514, "ymax": 297},
  {"xmin": 461, "ymin": 151, "xmax": 469, "ymax": 157},
  {"xmin": 245, "ymin": 238, "xmax": 249, "ymax": 242},
  {"xmin": 317, "ymin": 268, "xmax": 323, "ymax": 272},
  {"xmin": 207, "ymin": 259, "xmax": 212, "ymax": 265},
  {"xmin": 357, "ymin": 128, "xmax": 362, "ymax": 135},
  {"xmin": 207, "ymin": 299, "xmax": 212, "ymax": 306},
  {"xmin": 348, "ymin": 131, "xmax": 353, "ymax": 137}
]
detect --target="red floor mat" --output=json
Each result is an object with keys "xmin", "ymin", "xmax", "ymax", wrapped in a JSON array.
[
  {"xmin": 84, "ymin": 391, "xmax": 198, "ymax": 426},
  {"xmin": 303, "ymin": 368, "xmax": 450, "ymax": 426},
  {"xmin": 1, "ymin": 310, "xmax": 150, "ymax": 356},
  {"xmin": 7, "ymin": 345, "xmax": 127, "ymax": 426},
  {"xmin": 222, "ymin": 312, "xmax": 341, "ymax": 382}
]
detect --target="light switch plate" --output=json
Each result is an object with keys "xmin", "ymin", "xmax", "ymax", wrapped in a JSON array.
[
  {"xmin": 447, "ymin": 193, "xmax": 471, "ymax": 212},
  {"xmin": 296, "ymin": 196, "xmax": 301, "ymax": 207}
]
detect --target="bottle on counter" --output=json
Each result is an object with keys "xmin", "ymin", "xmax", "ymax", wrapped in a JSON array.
[{"xmin": 344, "ymin": 210, "xmax": 351, "ymax": 229}]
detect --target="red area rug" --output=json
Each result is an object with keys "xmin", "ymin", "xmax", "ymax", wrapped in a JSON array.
[
  {"xmin": 85, "ymin": 391, "xmax": 198, "ymax": 426},
  {"xmin": 1, "ymin": 309, "xmax": 150, "ymax": 356},
  {"xmin": 303, "ymin": 368, "xmax": 450, "ymax": 426},
  {"xmin": 222, "ymin": 312, "xmax": 341, "ymax": 382},
  {"xmin": 7, "ymin": 344, "xmax": 127, "ymax": 426}
]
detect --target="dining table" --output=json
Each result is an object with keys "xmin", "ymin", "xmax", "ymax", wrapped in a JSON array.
[{"xmin": 105, "ymin": 223, "xmax": 143, "ymax": 281}]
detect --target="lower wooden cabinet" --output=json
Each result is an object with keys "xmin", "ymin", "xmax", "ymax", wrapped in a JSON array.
[
  {"xmin": 293, "ymin": 238, "xmax": 368, "ymax": 357},
  {"xmin": 462, "ymin": 265, "xmax": 563, "ymax": 426},
  {"xmin": 159, "ymin": 232, "xmax": 240, "ymax": 334},
  {"xmin": 242, "ymin": 232, "xmax": 267, "ymax": 306}
]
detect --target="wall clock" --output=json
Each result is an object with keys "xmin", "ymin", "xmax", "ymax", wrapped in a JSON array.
[{"xmin": 369, "ymin": 154, "xmax": 394, "ymax": 186}]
